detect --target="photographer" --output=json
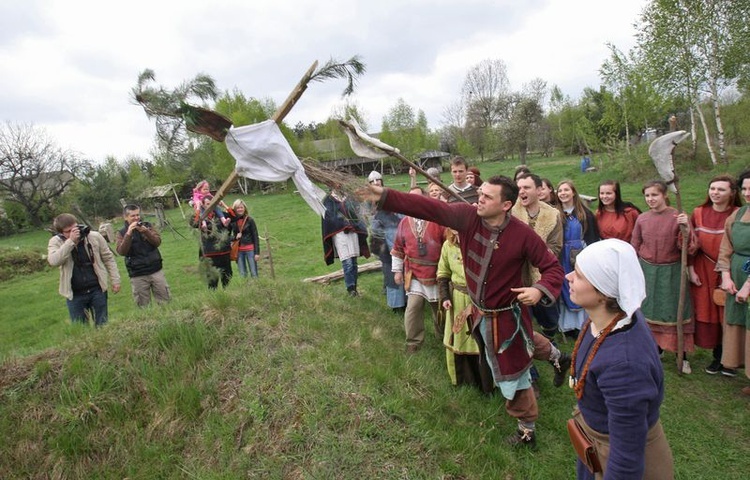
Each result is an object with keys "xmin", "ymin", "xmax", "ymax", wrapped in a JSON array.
[
  {"xmin": 116, "ymin": 204, "xmax": 171, "ymax": 307},
  {"xmin": 48, "ymin": 213, "xmax": 121, "ymax": 326}
]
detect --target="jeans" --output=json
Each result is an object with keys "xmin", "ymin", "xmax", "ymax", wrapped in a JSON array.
[
  {"xmin": 341, "ymin": 257, "xmax": 358, "ymax": 290},
  {"xmin": 237, "ymin": 250, "xmax": 258, "ymax": 278},
  {"xmin": 66, "ymin": 287, "xmax": 108, "ymax": 326}
]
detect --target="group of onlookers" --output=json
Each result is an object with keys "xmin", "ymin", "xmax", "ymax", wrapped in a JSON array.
[
  {"xmin": 350, "ymin": 160, "xmax": 749, "ymax": 478},
  {"xmin": 47, "ymin": 179, "xmax": 264, "ymax": 327}
]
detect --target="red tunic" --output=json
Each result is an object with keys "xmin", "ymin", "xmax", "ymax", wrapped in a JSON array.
[
  {"xmin": 381, "ymin": 189, "xmax": 564, "ymax": 380},
  {"xmin": 391, "ymin": 217, "xmax": 445, "ymax": 285},
  {"xmin": 596, "ymin": 207, "xmax": 639, "ymax": 242},
  {"xmin": 690, "ymin": 205, "xmax": 737, "ymax": 348}
]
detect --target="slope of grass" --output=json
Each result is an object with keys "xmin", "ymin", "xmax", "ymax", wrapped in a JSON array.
[{"xmin": 1, "ymin": 152, "xmax": 749, "ymax": 478}]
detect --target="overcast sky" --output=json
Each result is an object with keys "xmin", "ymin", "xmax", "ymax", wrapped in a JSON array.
[{"xmin": 1, "ymin": 0, "xmax": 649, "ymax": 162}]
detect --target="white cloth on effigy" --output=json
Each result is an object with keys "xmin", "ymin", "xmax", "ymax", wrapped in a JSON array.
[{"xmin": 225, "ymin": 120, "xmax": 326, "ymax": 216}]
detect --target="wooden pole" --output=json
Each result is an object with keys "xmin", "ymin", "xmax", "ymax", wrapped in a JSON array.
[
  {"xmin": 339, "ymin": 121, "xmax": 469, "ymax": 204},
  {"xmin": 391, "ymin": 150, "xmax": 469, "ymax": 204},
  {"xmin": 172, "ymin": 185, "xmax": 186, "ymax": 219},
  {"xmin": 673, "ymin": 175, "xmax": 688, "ymax": 374},
  {"xmin": 264, "ymin": 226, "xmax": 275, "ymax": 280},
  {"xmin": 202, "ymin": 60, "xmax": 320, "ymax": 220}
]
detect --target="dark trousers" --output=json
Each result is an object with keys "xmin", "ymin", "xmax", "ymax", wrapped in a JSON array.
[
  {"xmin": 531, "ymin": 302, "xmax": 560, "ymax": 338},
  {"xmin": 66, "ymin": 287, "xmax": 108, "ymax": 326},
  {"xmin": 207, "ymin": 254, "xmax": 232, "ymax": 290}
]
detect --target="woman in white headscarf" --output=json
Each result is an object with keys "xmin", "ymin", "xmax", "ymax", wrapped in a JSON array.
[{"xmin": 566, "ymin": 239, "xmax": 673, "ymax": 480}]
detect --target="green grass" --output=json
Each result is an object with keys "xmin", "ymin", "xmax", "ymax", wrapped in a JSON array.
[{"xmin": 1, "ymin": 152, "xmax": 749, "ymax": 479}]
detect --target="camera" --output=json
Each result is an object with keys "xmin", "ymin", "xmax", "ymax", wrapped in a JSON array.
[
  {"xmin": 136, "ymin": 221, "xmax": 144, "ymax": 227},
  {"xmin": 76, "ymin": 224, "xmax": 91, "ymax": 236}
]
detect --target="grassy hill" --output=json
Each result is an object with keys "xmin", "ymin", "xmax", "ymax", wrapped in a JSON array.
[{"xmin": 1, "ymin": 152, "xmax": 749, "ymax": 478}]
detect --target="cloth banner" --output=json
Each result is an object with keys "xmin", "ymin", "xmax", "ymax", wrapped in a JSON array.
[
  {"xmin": 340, "ymin": 119, "xmax": 399, "ymax": 160},
  {"xmin": 225, "ymin": 120, "xmax": 326, "ymax": 216}
]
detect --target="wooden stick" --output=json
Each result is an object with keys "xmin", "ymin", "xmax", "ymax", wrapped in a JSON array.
[
  {"xmin": 673, "ymin": 175, "xmax": 687, "ymax": 374},
  {"xmin": 339, "ymin": 121, "xmax": 469, "ymax": 204},
  {"xmin": 395, "ymin": 152, "xmax": 469, "ymax": 204},
  {"xmin": 202, "ymin": 60, "xmax": 320, "ymax": 220},
  {"xmin": 263, "ymin": 225, "xmax": 275, "ymax": 280},
  {"xmin": 303, "ymin": 261, "xmax": 383, "ymax": 284}
]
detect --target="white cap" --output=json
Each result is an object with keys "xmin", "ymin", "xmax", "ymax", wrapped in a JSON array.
[{"xmin": 368, "ymin": 171, "xmax": 383, "ymax": 182}]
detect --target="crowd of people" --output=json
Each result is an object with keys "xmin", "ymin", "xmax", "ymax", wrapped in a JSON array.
[
  {"xmin": 46, "ymin": 162, "xmax": 749, "ymax": 478},
  {"xmin": 353, "ymin": 160, "xmax": 749, "ymax": 478}
]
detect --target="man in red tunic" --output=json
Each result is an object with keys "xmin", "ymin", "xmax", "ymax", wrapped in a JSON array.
[
  {"xmin": 392, "ymin": 187, "xmax": 446, "ymax": 353},
  {"xmin": 359, "ymin": 175, "xmax": 564, "ymax": 447}
]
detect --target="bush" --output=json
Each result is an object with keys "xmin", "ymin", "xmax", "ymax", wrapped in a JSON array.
[
  {"xmin": 0, "ymin": 217, "xmax": 18, "ymax": 237},
  {"xmin": 0, "ymin": 247, "xmax": 49, "ymax": 282}
]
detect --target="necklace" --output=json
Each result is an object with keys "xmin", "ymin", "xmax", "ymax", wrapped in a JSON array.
[{"xmin": 569, "ymin": 312, "xmax": 626, "ymax": 398}]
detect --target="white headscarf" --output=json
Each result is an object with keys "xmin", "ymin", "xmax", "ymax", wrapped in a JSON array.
[
  {"xmin": 575, "ymin": 239, "xmax": 646, "ymax": 318},
  {"xmin": 367, "ymin": 171, "xmax": 383, "ymax": 183}
]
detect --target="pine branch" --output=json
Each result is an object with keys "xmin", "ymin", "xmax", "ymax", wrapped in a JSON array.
[{"xmin": 310, "ymin": 56, "xmax": 367, "ymax": 97}]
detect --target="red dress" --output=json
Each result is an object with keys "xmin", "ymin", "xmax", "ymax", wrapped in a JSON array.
[{"xmin": 690, "ymin": 205, "xmax": 738, "ymax": 349}]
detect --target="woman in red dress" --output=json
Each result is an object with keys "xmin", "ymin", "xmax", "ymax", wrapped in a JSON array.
[{"xmin": 689, "ymin": 175, "xmax": 741, "ymax": 374}]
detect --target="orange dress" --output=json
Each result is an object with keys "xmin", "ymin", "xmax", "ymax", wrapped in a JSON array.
[{"xmin": 596, "ymin": 207, "xmax": 640, "ymax": 242}]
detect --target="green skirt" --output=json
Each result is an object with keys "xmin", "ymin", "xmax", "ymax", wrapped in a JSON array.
[
  {"xmin": 640, "ymin": 260, "xmax": 692, "ymax": 325},
  {"xmin": 724, "ymin": 252, "xmax": 750, "ymax": 327}
]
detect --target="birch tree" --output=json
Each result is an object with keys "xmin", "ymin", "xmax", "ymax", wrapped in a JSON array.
[{"xmin": 637, "ymin": 0, "xmax": 750, "ymax": 165}]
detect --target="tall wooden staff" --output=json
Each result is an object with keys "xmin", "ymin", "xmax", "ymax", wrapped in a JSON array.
[{"xmin": 648, "ymin": 130, "xmax": 691, "ymax": 374}]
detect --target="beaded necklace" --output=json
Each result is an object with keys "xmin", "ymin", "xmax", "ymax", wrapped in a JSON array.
[{"xmin": 569, "ymin": 312, "xmax": 627, "ymax": 399}]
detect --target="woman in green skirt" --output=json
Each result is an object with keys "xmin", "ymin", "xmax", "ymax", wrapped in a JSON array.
[
  {"xmin": 631, "ymin": 180, "xmax": 695, "ymax": 372},
  {"xmin": 717, "ymin": 170, "xmax": 750, "ymax": 394}
]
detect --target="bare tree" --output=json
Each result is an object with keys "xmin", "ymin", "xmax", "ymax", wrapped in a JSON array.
[
  {"xmin": 462, "ymin": 59, "xmax": 511, "ymax": 128},
  {"xmin": 461, "ymin": 59, "xmax": 512, "ymax": 160},
  {"xmin": 0, "ymin": 122, "xmax": 89, "ymax": 227}
]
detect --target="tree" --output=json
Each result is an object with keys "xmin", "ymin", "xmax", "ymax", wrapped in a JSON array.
[
  {"xmin": 460, "ymin": 59, "xmax": 514, "ymax": 160},
  {"xmin": 0, "ymin": 122, "xmax": 89, "ymax": 227},
  {"xmin": 75, "ymin": 157, "xmax": 129, "ymax": 220},
  {"xmin": 380, "ymin": 98, "xmax": 419, "ymax": 157},
  {"xmin": 636, "ymin": 0, "xmax": 750, "ymax": 165}
]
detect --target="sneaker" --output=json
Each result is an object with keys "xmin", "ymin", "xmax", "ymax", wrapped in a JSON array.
[
  {"xmin": 507, "ymin": 427, "xmax": 536, "ymax": 448},
  {"xmin": 551, "ymin": 352, "xmax": 572, "ymax": 388},
  {"xmin": 721, "ymin": 367, "xmax": 738, "ymax": 377},
  {"xmin": 681, "ymin": 360, "xmax": 692, "ymax": 374},
  {"xmin": 705, "ymin": 360, "xmax": 722, "ymax": 375}
]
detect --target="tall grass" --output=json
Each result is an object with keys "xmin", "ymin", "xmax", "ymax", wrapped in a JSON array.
[{"xmin": 1, "ymin": 152, "xmax": 748, "ymax": 478}]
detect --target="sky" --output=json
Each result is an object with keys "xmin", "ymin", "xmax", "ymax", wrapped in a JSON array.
[{"xmin": 1, "ymin": 0, "xmax": 650, "ymax": 163}]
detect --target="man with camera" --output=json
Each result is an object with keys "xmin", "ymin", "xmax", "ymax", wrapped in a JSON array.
[
  {"xmin": 116, "ymin": 204, "xmax": 171, "ymax": 307},
  {"xmin": 48, "ymin": 213, "xmax": 121, "ymax": 326}
]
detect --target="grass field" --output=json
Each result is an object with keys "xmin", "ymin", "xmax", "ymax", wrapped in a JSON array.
[{"xmin": 1, "ymin": 152, "xmax": 749, "ymax": 478}]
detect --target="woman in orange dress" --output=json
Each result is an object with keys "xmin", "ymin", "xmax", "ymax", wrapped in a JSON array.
[{"xmin": 595, "ymin": 180, "xmax": 641, "ymax": 242}]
